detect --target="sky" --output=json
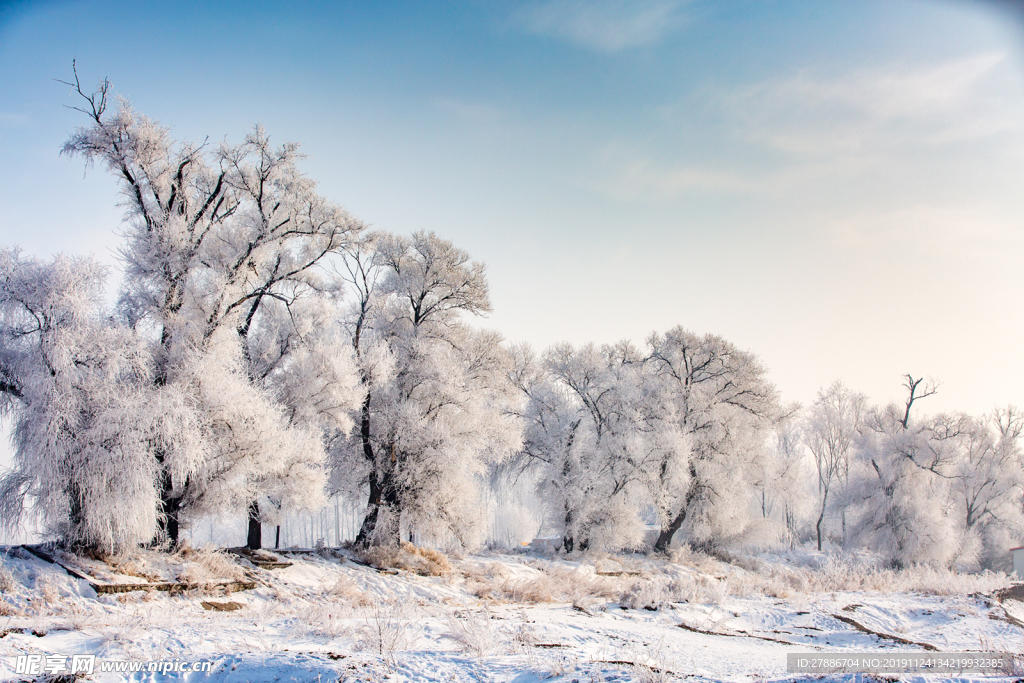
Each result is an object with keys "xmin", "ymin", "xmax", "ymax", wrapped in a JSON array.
[{"xmin": 1, "ymin": 0, "xmax": 1022, "ymax": 417}]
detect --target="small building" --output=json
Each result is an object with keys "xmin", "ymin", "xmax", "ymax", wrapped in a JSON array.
[
  {"xmin": 528, "ymin": 536, "xmax": 561, "ymax": 550},
  {"xmin": 1012, "ymin": 546, "xmax": 1024, "ymax": 580}
]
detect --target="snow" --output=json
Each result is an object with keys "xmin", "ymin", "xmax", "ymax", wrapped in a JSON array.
[{"xmin": 1, "ymin": 546, "xmax": 1021, "ymax": 682}]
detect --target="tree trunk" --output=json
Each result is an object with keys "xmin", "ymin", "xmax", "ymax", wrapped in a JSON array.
[
  {"xmin": 562, "ymin": 505, "xmax": 575, "ymax": 552},
  {"xmin": 654, "ymin": 506, "xmax": 687, "ymax": 554},
  {"xmin": 156, "ymin": 463, "xmax": 181, "ymax": 547},
  {"xmin": 816, "ymin": 488, "xmax": 829, "ymax": 552},
  {"xmin": 275, "ymin": 525, "xmax": 281, "ymax": 550},
  {"xmin": 355, "ymin": 471, "xmax": 384, "ymax": 546},
  {"xmin": 655, "ymin": 480, "xmax": 700, "ymax": 554},
  {"xmin": 785, "ymin": 503, "xmax": 796, "ymax": 549},
  {"xmin": 247, "ymin": 500, "xmax": 262, "ymax": 550},
  {"xmin": 355, "ymin": 469, "xmax": 401, "ymax": 547},
  {"xmin": 67, "ymin": 482, "xmax": 84, "ymax": 549}
]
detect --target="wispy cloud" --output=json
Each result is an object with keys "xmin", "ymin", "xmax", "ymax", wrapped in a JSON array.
[
  {"xmin": 515, "ymin": 0, "xmax": 687, "ymax": 51},
  {"xmin": 588, "ymin": 143, "xmax": 759, "ymax": 199},
  {"xmin": 730, "ymin": 52, "xmax": 1019, "ymax": 156},
  {"xmin": 588, "ymin": 53, "xmax": 1024, "ymax": 201}
]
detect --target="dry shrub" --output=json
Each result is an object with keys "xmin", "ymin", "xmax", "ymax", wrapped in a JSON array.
[
  {"xmin": 354, "ymin": 598, "xmax": 416, "ymax": 670},
  {"xmin": 357, "ymin": 544, "xmax": 403, "ymax": 569},
  {"xmin": 618, "ymin": 573, "xmax": 728, "ymax": 609},
  {"xmin": 0, "ymin": 558, "xmax": 16, "ymax": 593},
  {"xmin": 356, "ymin": 542, "xmax": 451, "ymax": 577},
  {"xmin": 409, "ymin": 544, "xmax": 452, "ymax": 575},
  {"xmin": 482, "ymin": 561, "xmax": 510, "ymax": 579},
  {"xmin": 467, "ymin": 563, "xmax": 621, "ymax": 604},
  {"xmin": 175, "ymin": 545, "xmax": 246, "ymax": 584},
  {"xmin": 444, "ymin": 604, "xmax": 502, "ymax": 657},
  {"xmin": 618, "ymin": 578, "xmax": 665, "ymax": 610},
  {"xmin": 668, "ymin": 545, "xmax": 724, "ymax": 574},
  {"xmin": 326, "ymin": 576, "xmax": 372, "ymax": 607},
  {"xmin": 467, "ymin": 573, "xmax": 553, "ymax": 603},
  {"xmin": 303, "ymin": 601, "xmax": 352, "ymax": 639},
  {"xmin": 108, "ymin": 559, "xmax": 160, "ymax": 582},
  {"xmin": 504, "ymin": 613, "xmax": 539, "ymax": 653},
  {"xmin": 720, "ymin": 554, "xmax": 1013, "ymax": 598},
  {"xmin": 889, "ymin": 564, "xmax": 1010, "ymax": 596},
  {"xmin": 34, "ymin": 576, "xmax": 59, "ymax": 605}
]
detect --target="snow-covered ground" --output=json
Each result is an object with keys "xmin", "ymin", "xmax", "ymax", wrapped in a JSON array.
[{"xmin": 0, "ymin": 545, "xmax": 1021, "ymax": 682}]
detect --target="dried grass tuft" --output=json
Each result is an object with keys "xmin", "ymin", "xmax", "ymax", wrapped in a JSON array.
[
  {"xmin": 108, "ymin": 559, "xmax": 160, "ymax": 582},
  {"xmin": 303, "ymin": 601, "xmax": 352, "ymax": 639},
  {"xmin": 326, "ymin": 576, "xmax": 372, "ymax": 607},
  {"xmin": 444, "ymin": 604, "xmax": 502, "ymax": 657},
  {"xmin": 356, "ymin": 542, "xmax": 452, "ymax": 577},
  {"xmin": 465, "ymin": 562, "xmax": 621, "ymax": 604},
  {"xmin": 175, "ymin": 545, "xmax": 246, "ymax": 584},
  {"xmin": 618, "ymin": 572, "xmax": 728, "ymax": 609},
  {"xmin": 722, "ymin": 554, "xmax": 1013, "ymax": 598},
  {"xmin": 0, "ymin": 557, "xmax": 16, "ymax": 593},
  {"xmin": 34, "ymin": 576, "xmax": 59, "ymax": 605}
]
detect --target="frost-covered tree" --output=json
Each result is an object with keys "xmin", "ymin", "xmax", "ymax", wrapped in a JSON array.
[
  {"xmin": 514, "ymin": 328, "xmax": 783, "ymax": 555},
  {"xmin": 59, "ymin": 68, "xmax": 363, "ymax": 546},
  {"xmin": 237, "ymin": 287, "xmax": 361, "ymax": 548},
  {"xmin": 847, "ymin": 375, "xmax": 963, "ymax": 567},
  {"xmin": 516, "ymin": 341, "xmax": 686, "ymax": 552},
  {"xmin": 804, "ymin": 381, "xmax": 865, "ymax": 550},
  {"xmin": 506, "ymin": 344, "xmax": 583, "ymax": 545},
  {"xmin": 509, "ymin": 340, "xmax": 693, "ymax": 553},
  {"xmin": 948, "ymin": 407, "xmax": 1024, "ymax": 568},
  {"xmin": 752, "ymin": 403, "xmax": 813, "ymax": 546},
  {"xmin": 0, "ymin": 250, "xmax": 161, "ymax": 552},
  {"xmin": 646, "ymin": 327, "xmax": 779, "ymax": 553},
  {"xmin": 542, "ymin": 342, "xmax": 637, "ymax": 552},
  {"xmin": 334, "ymin": 232, "xmax": 520, "ymax": 548}
]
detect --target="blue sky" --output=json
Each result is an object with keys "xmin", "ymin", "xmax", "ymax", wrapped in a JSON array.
[{"xmin": 1, "ymin": 0, "xmax": 1022, "ymax": 416}]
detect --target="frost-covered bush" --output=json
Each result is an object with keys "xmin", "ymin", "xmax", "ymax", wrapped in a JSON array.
[
  {"xmin": 617, "ymin": 572, "xmax": 729, "ymax": 609},
  {"xmin": 303, "ymin": 602, "xmax": 352, "ymax": 638},
  {"xmin": 355, "ymin": 598, "xmax": 416, "ymax": 668}
]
